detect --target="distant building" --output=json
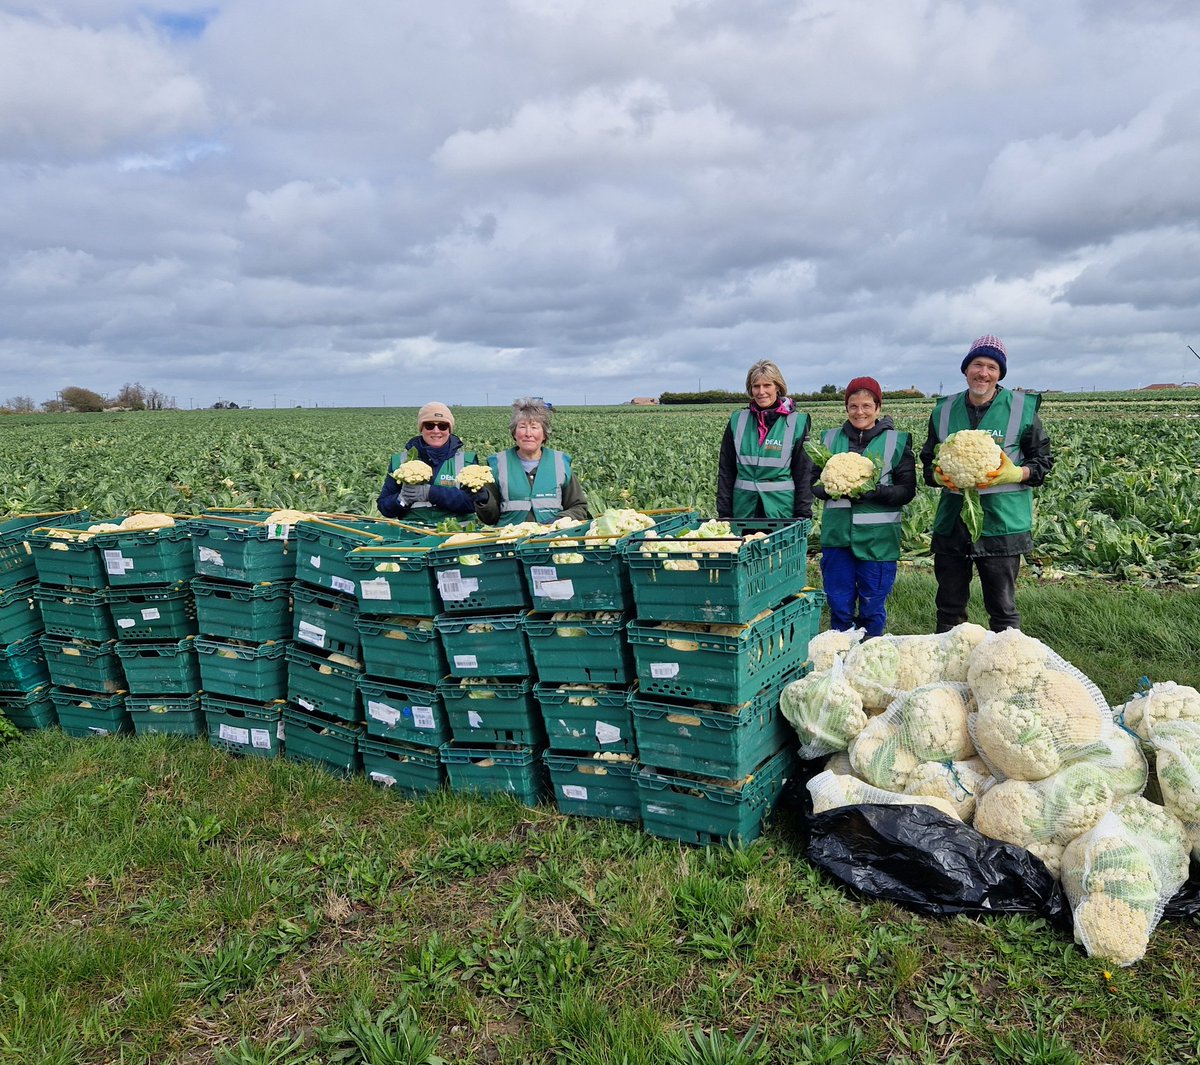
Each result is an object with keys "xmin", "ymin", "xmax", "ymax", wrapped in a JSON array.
[
  {"xmin": 1141, "ymin": 383, "xmax": 1181, "ymax": 390},
  {"xmin": 629, "ymin": 397, "xmax": 660, "ymax": 405}
]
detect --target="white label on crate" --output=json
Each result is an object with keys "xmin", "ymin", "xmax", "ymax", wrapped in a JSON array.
[
  {"xmin": 437, "ymin": 570, "xmax": 468, "ymax": 601},
  {"xmin": 219, "ymin": 724, "xmax": 250, "ymax": 746},
  {"xmin": 199, "ymin": 546, "xmax": 225, "ymax": 566},
  {"xmin": 368, "ymin": 701, "xmax": 401, "ymax": 725},
  {"xmin": 331, "ymin": 575, "xmax": 354, "ymax": 594},
  {"xmin": 562, "ymin": 784, "xmax": 589, "ymax": 800},
  {"xmin": 530, "ymin": 565, "xmax": 557, "ymax": 582},
  {"xmin": 141, "ymin": 607, "xmax": 161, "ymax": 621},
  {"xmin": 650, "ymin": 662, "xmax": 680, "ymax": 678},
  {"xmin": 595, "ymin": 721, "xmax": 622, "ymax": 745},
  {"xmin": 360, "ymin": 578, "xmax": 392, "ymax": 600},
  {"xmin": 370, "ymin": 771, "xmax": 398, "ymax": 787},
  {"xmin": 250, "ymin": 728, "xmax": 272, "ymax": 750},
  {"xmin": 88, "ymin": 726, "xmax": 110, "ymax": 735},
  {"xmin": 297, "ymin": 621, "xmax": 326, "ymax": 647},
  {"xmin": 309, "ymin": 554, "xmax": 321, "ymax": 568},
  {"xmin": 468, "ymin": 710, "xmax": 483, "ymax": 729},
  {"xmin": 277, "ymin": 721, "xmax": 286, "ymax": 740},
  {"xmin": 267, "ymin": 523, "xmax": 291, "ymax": 541},
  {"xmin": 117, "ymin": 617, "xmax": 136, "ymax": 629},
  {"xmin": 103, "ymin": 549, "xmax": 127, "ymax": 575},
  {"xmin": 453, "ymin": 654, "xmax": 478, "ymax": 670},
  {"xmin": 412, "ymin": 705, "xmax": 435, "ymax": 729},
  {"xmin": 537, "ymin": 579, "xmax": 575, "ymax": 600},
  {"xmin": 298, "ymin": 697, "xmax": 315, "ymax": 711},
  {"xmin": 646, "ymin": 803, "xmax": 671, "ymax": 815}
]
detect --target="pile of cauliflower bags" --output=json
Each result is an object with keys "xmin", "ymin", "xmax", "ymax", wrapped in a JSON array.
[{"xmin": 781, "ymin": 626, "xmax": 1200, "ymax": 966}]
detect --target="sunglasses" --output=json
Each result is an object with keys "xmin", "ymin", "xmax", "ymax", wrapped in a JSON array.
[{"xmin": 421, "ymin": 421, "xmax": 451, "ymax": 431}]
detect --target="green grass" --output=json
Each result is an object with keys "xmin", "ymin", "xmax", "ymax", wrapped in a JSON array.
[{"xmin": 3, "ymin": 577, "xmax": 1200, "ymax": 1063}]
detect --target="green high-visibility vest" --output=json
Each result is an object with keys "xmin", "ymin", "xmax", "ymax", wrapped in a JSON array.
[
  {"xmin": 488, "ymin": 447, "xmax": 570, "ymax": 525},
  {"xmin": 930, "ymin": 389, "xmax": 1039, "ymax": 539},
  {"xmin": 819, "ymin": 427, "xmax": 908, "ymax": 561},
  {"xmin": 389, "ymin": 449, "xmax": 477, "ymax": 525},
  {"xmin": 729, "ymin": 408, "xmax": 810, "ymax": 519}
]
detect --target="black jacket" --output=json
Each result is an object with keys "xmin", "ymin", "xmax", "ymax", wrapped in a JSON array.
[
  {"xmin": 810, "ymin": 415, "xmax": 917, "ymax": 507},
  {"xmin": 716, "ymin": 405, "xmax": 813, "ymax": 520},
  {"xmin": 376, "ymin": 434, "xmax": 476, "ymax": 518}
]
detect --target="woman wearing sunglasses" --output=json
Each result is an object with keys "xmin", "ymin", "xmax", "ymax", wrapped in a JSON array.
[
  {"xmin": 376, "ymin": 402, "xmax": 478, "ymax": 523},
  {"xmin": 471, "ymin": 397, "xmax": 590, "ymax": 526}
]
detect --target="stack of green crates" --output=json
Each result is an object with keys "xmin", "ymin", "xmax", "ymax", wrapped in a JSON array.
[
  {"xmin": 347, "ymin": 533, "xmax": 460, "ymax": 793},
  {"xmin": 622, "ymin": 518, "xmax": 820, "ymax": 844},
  {"xmin": 26, "ymin": 513, "xmax": 132, "ymax": 737},
  {"xmin": 188, "ymin": 510, "xmax": 299, "ymax": 753}
]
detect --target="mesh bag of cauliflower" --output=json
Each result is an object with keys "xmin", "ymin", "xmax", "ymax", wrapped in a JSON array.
[
  {"xmin": 967, "ymin": 629, "xmax": 1112, "ymax": 782},
  {"xmin": 1060, "ymin": 796, "xmax": 1191, "ymax": 966},
  {"xmin": 842, "ymin": 624, "xmax": 989, "ymax": 710},
  {"xmin": 806, "ymin": 627, "xmax": 865, "ymax": 673},
  {"xmin": 1148, "ymin": 720, "xmax": 1200, "ymax": 850},
  {"xmin": 1115, "ymin": 681, "xmax": 1200, "ymax": 747},
  {"xmin": 807, "ymin": 768, "xmax": 962, "ymax": 821},
  {"xmin": 779, "ymin": 657, "xmax": 867, "ymax": 759},
  {"xmin": 904, "ymin": 756, "xmax": 991, "ymax": 823}
]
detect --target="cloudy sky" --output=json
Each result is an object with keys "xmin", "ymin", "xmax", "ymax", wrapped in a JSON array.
[{"xmin": 2, "ymin": 1, "xmax": 1199, "ymax": 409}]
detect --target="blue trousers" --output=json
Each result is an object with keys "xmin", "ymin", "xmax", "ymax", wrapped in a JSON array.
[{"xmin": 820, "ymin": 546, "xmax": 898, "ymax": 639}]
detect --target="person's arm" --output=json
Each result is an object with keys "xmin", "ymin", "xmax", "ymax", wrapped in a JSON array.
[
  {"xmin": 473, "ymin": 487, "xmax": 501, "ymax": 525},
  {"xmin": 810, "ymin": 451, "xmax": 829, "ymax": 502},
  {"xmin": 1018, "ymin": 414, "xmax": 1053, "ymax": 487},
  {"xmin": 428, "ymin": 481, "xmax": 474, "ymax": 515},
  {"xmin": 790, "ymin": 417, "xmax": 814, "ymax": 520},
  {"xmin": 557, "ymin": 475, "xmax": 591, "ymax": 522},
  {"xmin": 715, "ymin": 424, "xmax": 736, "ymax": 518},
  {"xmin": 918, "ymin": 417, "xmax": 940, "ymax": 487},
  {"xmin": 377, "ymin": 472, "xmax": 406, "ymax": 518}
]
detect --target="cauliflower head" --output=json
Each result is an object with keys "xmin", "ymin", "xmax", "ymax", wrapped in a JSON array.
[
  {"xmin": 392, "ymin": 459, "xmax": 434, "ymax": 485},
  {"xmin": 966, "ymin": 629, "xmax": 1050, "ymax": 702},
  {"xmin": 1116, "ymin": 682, "xmax": 1200, "ymax": 742},
  {"xmin": 896, "ymin": 682, "xmax": 975, "ymax": 761},
  {"xmin": 849, "ymin": 716, "xmax": 919, "ymax": 790},
  {"xmin": 456, "ymin": 464, "xmax": 495, "ymax": 490},
  {"xmin": 806, "ymin": 627, "xmax": 865, "ymax": 673},
  {"xmin": 940, "ymin": 623, "xmax": 990, "ymax": 682},
  {"xmin": 779, "ymin": 668, "xmax": 868, "ymax": 758},
  {"xmin": 819, "ymin": 452, "xmax": 877, "ymax": 498},
  {"xmin": 904, "ymin": 756, "xmax": 990, "ymax": 822},
  {"xmin": 1152, "ymin": 720, "xmax": 1200, "ymax": 823},
  {"xmin": 807, "ymin": 769, "xmax": 962, "ymax": 821},
  {"xmin": 936, "ymin": 429, "xmax": 1002, "ymax": 488},
  {"xmin": 843, "ymin": 639, "xmax": 903, "ymax": 710}
]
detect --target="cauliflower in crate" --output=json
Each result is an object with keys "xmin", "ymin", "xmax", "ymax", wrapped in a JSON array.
[{"xmin": 391, "ymin": 460, "xmax": 434, "ymax": 485}]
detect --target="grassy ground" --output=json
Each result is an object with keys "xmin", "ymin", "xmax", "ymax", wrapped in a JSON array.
[{"xmin": 2, "ymin": 575, "xmax": 1199, "ymax": 1064}]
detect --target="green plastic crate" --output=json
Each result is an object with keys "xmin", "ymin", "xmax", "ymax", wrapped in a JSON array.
[
  {"xmin": 627, "ymin": 590, "xmax": 824, "ymax": 704},
  {"xmin": 625, "ymin": 518, "xmax": 811, "ymax": 624},
  {"xmin": 34, "ymin": 587, "xmax": 114, "ymax": 641},
  {"xmin": 115, "ymin": 637, "xmax": 200, "ymax": 695},
  {"xmin": 534, "ymin": 682, "xmax": 636, "ymax": 754},
  {"xmin": 440, "ymin": 743, "xmax": 546, "ymax": 804},
  {"xmin": 285, "ymin": 644, "xmax": 363, "ymax": 723},
  {"xmin": 93, "ymin": 523, "xmax": 193, "ymax": 586},
  {"xmin": 438, "ymin": 677, "xmax": 542, "ymax": 745},
  {"xmin": 544, "ymin": 751, "xmax": 640, "ymax": 822},
  {"xmin": 107, "ymin": 584, "xmax": 197, "ymax": 640},
  {"xmin": 28, "ymin": 526, "xmax": 108, "ymax": 589},
  {"xmin": 359, "ymin": 735, "xmax": 445, "ymax": 794},
  {"xmin": 294, "ymin": 517, "xmax": 415, "ymax": 597},
  {"xmin": 126, "ymin": 693, "xmax": 205, "ymax": 737},
  {"xmin": 636, "ymin": 745, "xmax": 796, "ymax": 846},
  {"xmin": 51, "ymin": 688, "xmax": 132, "ymax": 738},
  {"xmin": 188, "ymin": 512, "xmax": 298, "ymax": 582},
  {"xmin": 356, "ymin": 615, "xmax": 446, "ymax": 685},
  {"xmin": 357, "ymin": 676, "xmax": 451, "ymax": 744},
  {"xmin": 202, "ymin": 693, "xmax": 282, "ymax": 757},
  {"xmin": 0, "ymin": 685, "xmax": 58, "ymax": 730},
  {"xmin": 192, "ymin": 577, "xmax": 292, "ymax": 642},
  {"xmin": 427, "ymin": 535, "xmax": 530, "ymax": 614},
  {"xmin": 282, "ymin": 705, "xmax": 363, "ymax": 776},
  {"xmin": 522, "ymin": 611, "xmax": 633, "ymax": 685},
  {"xmin": 0, "ymin": 634, "xmax": 50, "ymax": 691},
  {"xmin": 518, "ymin": 509, "xmax": 696, "ymax": 612},
  {"xmin": 630, "ymin": 673, "xmax": 805, "ymax": 779},
  {"xmin": 435, "ymin": 611, "xmax": 530, "ymax": 678},
  {"xmin": 0, "ymin": 580, "xmax": 42, "ymax": 643},
  {"xmin": 41, "ymin": 636, "xmax": 125, "ymax": 693},
  {"xmin": 292, "ymin": 583, "xmax": 361, "ymax": 657},
  {"xmin": 345, "ymin": 536, "xmax": 447, "ymax": 617},
  {"xmin": 0, "ymin": 511, "xmax": 90, "ymax": 589},
  {"xmin": 195, "ymin": 638, "xmax": 288, "ymax": 702}
]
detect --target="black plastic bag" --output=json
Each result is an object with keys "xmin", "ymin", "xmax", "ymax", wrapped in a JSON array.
[{"xmin": 805, "ymin": 803, "xmax": 1073, "ymax": 926}]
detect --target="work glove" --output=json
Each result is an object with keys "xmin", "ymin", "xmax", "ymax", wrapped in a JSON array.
[
  {"xmin": 471, "ymin": 487, "xmax": 491, "ymax": 506},
  {"xmin": 979, "ymin": 452, "xmax": 1025, "ymax": 488},
  {"xmin": 933, "ymin": 465, "xmax": 959, "ymax": 492},
  {"xmin": 399, "ymin": 483, "xmax": 430, "ymax": 506}
]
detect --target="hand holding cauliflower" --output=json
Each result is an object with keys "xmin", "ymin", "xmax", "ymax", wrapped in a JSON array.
[
  {"xmin": 456, "ymin": 464, "xmax": 495, "ymax": 491},
  {"xmin": 935, "ymin": 429, "xmax": 1003, "ymax": 489}
]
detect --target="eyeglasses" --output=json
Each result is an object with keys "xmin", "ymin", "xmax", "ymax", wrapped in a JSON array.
[{"xmin": 421, "ymin": 421, "xmax": 450, "ymax": 431}]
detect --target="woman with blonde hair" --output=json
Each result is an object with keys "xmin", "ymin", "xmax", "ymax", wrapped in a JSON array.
[
  {"xmin": 472, "ymin": 398, "xmax": 591, "ymax": 525},
  {"xmin": 716, "ymin": 360, "xmax": 813, "ymax": 520}
]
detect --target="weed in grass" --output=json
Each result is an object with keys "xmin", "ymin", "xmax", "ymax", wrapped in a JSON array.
[
  {"xmin": 778, "ymin": 1024, "xmax": 868, "ymax": 1065},
  {"xmin": 398, "ymin": 931, "xmax": 466, "ymax": 994},
  {"xmin": 409, "ymin": 835, "xmax": 523, "ymax": 881},
  {"xmin": 909, "ymin": 969, "xmax": 981, "ymax": 1033},
  {"xmin": 667, "ymin": 1022, "xmax": 770, "ymax": 1065},
  {"xmin": 179, "ymin": 932, "xmax": 280, "ymax": 1005},
  {"xmin": 684, "ymin": 912, "xmax": 760, "ymax": 960},
  {"xmin": 306, "ymin": 840, "xmax": 396, "ymax": 905},
  {"xmin": 523, "ymin": 993, "xmax": 669, "ymax": 1065},
  {"xmin": 991, "ymin": 1028, "xmax": 1083, "ymax": 1065},
  {"xmin": 460, "ymin": 926, "xmax": 592, "ymax": 1000},
  {"xmin": 317, "ymin": 1000, "xmax": 446, "ymax": 1065},
  {"xmin": 214, "ymin": 1034, "xmax": 315, "ymax": 1065}
]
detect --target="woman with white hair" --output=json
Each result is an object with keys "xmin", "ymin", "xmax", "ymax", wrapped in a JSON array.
[{"xmin": 471, "ymin": 398, "xmax": 590, "ymax": 525}]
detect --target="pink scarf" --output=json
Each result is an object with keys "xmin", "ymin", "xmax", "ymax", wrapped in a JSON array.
[{"xmin": 752, "ymin": 395, "xmax": 794, "ymax": 445}]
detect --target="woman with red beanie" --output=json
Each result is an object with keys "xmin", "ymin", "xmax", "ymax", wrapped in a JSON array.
[{"xmin": 810, "ymin": 377, "xmax": 916, "ymax": 638}]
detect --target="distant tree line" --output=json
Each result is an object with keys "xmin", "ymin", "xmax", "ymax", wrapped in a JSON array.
[
  {"xmin": 1, "ymin": 383, "xmax": 175, "ymax": 414},
  {"xmin": 659, "ymin": 384, "xmax": 926, "ymax": 405}
]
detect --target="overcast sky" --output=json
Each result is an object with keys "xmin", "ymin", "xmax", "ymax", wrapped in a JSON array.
[{"xmin": 2, "ymin": 1, "xmax": 1199, "ymax": 409}]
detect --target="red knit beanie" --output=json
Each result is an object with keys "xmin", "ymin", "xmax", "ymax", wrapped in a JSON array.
[{"xmin": 845, "ymin": 376, "xmax": 882, "ymax": 406}]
